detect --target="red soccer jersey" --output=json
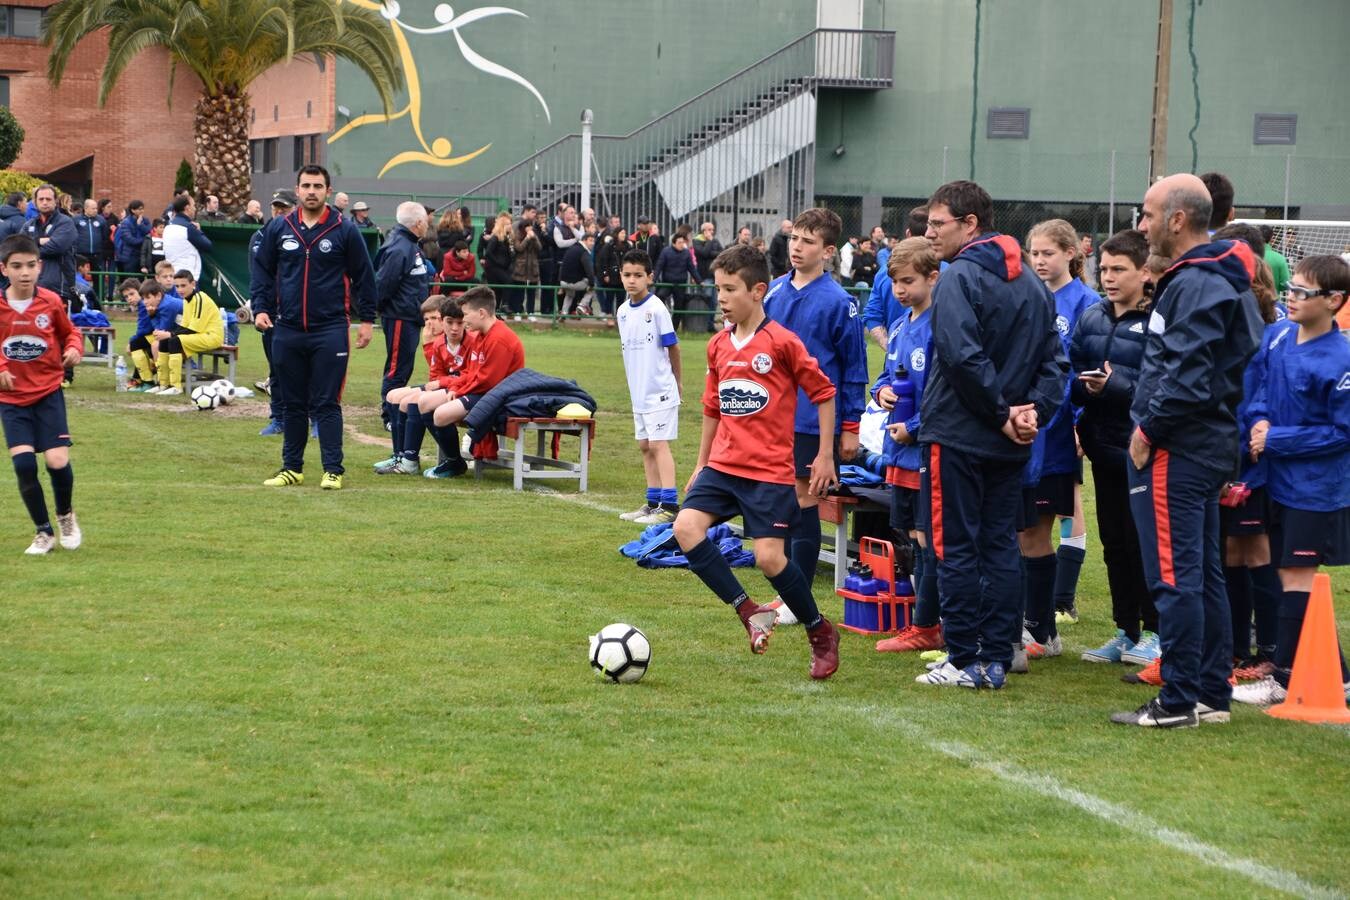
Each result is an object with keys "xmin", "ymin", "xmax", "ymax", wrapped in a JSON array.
[
  {"xmin": 445, "ymin": 320, "xmax": 524, "ymax": 397},
  {"xmin": 702, "ymin": 319, "xmax": 835, "ymax": 484},
  {"xmin": 0, "ymin": 287, "xmax": 82, "ymax": 406},
  {"xmin": 424, "ymin": 334, "xmax": 469, "ymax": 386}
]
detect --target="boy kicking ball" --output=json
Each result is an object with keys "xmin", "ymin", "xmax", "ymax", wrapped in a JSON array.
[
  {"xmin": 0, "ymin": 235, "xmax": 84, "ymax": 554},
  {"xmin": 673, "ymin": 244, "xmax": 842, "ymax": 679}
]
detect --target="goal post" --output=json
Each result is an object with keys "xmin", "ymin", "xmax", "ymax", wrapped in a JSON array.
[{"xmin": 1234, "ymin": 219, "xmax": 1350, "ymax": 265}]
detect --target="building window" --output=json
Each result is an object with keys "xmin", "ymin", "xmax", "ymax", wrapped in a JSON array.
[
  {"xmin": 263, "ymin": 137, "xmax": 279, "ymax": 172},
  {"xmin": 306, "ymin": 100, "xmax": 312, "ymax": 118},
  {"xmin": 0, "ymin": 76, "xmax": 8, "ymax": 108},
  {"xmin": 987, "ymin": 107, "xmax": 1030, "ymax": 140},
  {"xmin": 1253, "ymin": 113, "xmax": 1296, "ymax": 146},
  {"xmin": 0, "ymin": 6, "xmax": 46, "ymax": 38}
]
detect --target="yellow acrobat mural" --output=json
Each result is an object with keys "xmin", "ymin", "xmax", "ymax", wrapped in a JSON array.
[{"xmin": 329, "ymin": 1, "xmax": 552, "ymax": 177}]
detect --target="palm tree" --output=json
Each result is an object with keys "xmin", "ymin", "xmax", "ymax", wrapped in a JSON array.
[{"xmin": 43, "ymin": 0, "xmax": 402, "ymax": 212}]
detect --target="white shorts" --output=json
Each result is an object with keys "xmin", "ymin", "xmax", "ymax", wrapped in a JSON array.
[{"xmin": 633, "ymin": 406, "xmax": 679, "ymax": 442}]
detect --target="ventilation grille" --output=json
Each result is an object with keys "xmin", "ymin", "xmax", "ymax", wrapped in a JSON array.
[
  {"xmin": 987, "ymin": 107, "xmax": 1030, "ymax": 140},
  {"xmin": 1253, "ymin": 113, "xmax": 1296, "ymax": 145}
]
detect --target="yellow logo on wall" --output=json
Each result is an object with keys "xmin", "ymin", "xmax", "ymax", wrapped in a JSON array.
[{"xmin": 329, "ymin": 1, "xmax": 552, "ymax": 177}]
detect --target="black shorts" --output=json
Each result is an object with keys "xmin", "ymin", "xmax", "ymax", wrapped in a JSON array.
[
  {"xmin": 1033, "ymin": 472, "xmax": 1076, "ymax": 518},
  {"xmin": 458, "ymin": 392, "xmax": 485, "ymax": 413},
  {"xmin": 1016, "ymin": 486, "xmax": 1039, "ymax": 532},
  {"xmin": 890, "ymin": 485, "xmax": 919, "ymax": 534},
  {"xmin": 1268, "ymin": 502, "xmax": 1350, "ymax": 568},
  {"xmin": 792, "ymin": 431, "xmax": 838, "ymax": 479},
  {"xmin": 1220, "ymin": 484, "xmax": 1271, "ymax": 536},
  {"xmin": 0, "ymin": 390, "xmax": 71, "ymax": 452},
  {"xmin": 683, "ymin": 466, "xmax": 801, "ymax": 539}
]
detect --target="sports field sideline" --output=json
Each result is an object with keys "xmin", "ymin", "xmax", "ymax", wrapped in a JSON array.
[{"xmin": 3, "ymin": 325, "xmax": 1347, "ymax": 897}]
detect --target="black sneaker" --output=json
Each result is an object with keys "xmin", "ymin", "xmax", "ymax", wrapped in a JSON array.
[{"xmin": 1109, "ymin": 697, "xmax": 1198, "ymax": 728}]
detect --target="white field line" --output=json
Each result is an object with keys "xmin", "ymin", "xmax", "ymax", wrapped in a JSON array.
[
  {"xmin": 776, "ymin": 699, "xmax": 1344, "ymax": 900},
  {"xmin": 525, "ymin": 484, "xmax": 627, "ymax": 516}
]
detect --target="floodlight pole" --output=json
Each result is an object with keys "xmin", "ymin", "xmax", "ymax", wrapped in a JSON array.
[
  {"xmin": 1148, "ymin": 0, "xmax": 1173, "ymax": 181},
  {"xmin": 580, "ymin": 109, "xmax": 594, "ymax": 213}
]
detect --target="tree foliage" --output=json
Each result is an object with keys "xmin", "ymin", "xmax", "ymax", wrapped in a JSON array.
[{"xmin": 0, "ymin": 107, "xmax": 25, "ymax": 170}]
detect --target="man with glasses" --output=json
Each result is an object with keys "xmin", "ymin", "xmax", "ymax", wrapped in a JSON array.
[{"xmin": 915, "ymin": 180, "xmax": 1067, "ymax": 690}]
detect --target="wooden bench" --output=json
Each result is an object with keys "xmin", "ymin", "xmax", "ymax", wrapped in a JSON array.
[
  {"xmin": 76, "ymin": 326, "xmax": 116, "ymax": 368},
  {"xmin": 473, "ymin": 417, "xmax": 595, "ymax": 491},
  {"xmin": 185, "ymin": 345, "xmax": 238, "ymax": 392}
]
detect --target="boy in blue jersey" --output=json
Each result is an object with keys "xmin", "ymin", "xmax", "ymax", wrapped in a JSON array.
[
  {"xmin": 126, "ymin": 280, "xmax": 182, "ymax": 393},
  {"xmin": 871, "ymin": 239, "xmax": 945, "ymax": 653},
  {"xmin": 762, "ymin": 207, "xmax": 868, "ymax": 613},
  {"xmin": 1232, "ymin": 255, "xmax": 1350, "ymax": 707}
]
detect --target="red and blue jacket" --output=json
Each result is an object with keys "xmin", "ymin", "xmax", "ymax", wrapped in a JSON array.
[
  {"xmin": 764, "ymin": 270, "xmax": 867, "ymax": 436},
  {"xmin": 1131, "ymin": 239, "xmax": 1263, "ymax": 474},
  {"xmin": 919, "ymin": 233, "xmax": 1067, "ymax": 461},
  {"xmin": 250, "ymin": 205, "xmax": 377, "ymax": 330}
]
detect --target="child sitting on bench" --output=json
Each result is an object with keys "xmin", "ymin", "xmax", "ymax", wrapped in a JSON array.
[{"xmin": 376, "ymin": 295, "xmax": 468, "ymax": 475}]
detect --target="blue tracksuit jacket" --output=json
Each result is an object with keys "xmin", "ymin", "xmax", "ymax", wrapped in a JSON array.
[
  {"xmin": 870, "ymin": 306, "xmax": 932, "ymax": 473},
  {"xmin": 1243, "ymin": 322, "xmax": 1350, "ymax": 512},
  {"xmin": 250, "ymin": 205, "xmax": 377, "ymax": 330},
  {"xmin": 764, "ymin": 270, "xmax": 868, "ymax": 434},
  {"xmin": 1131, "ymin": 239, "xmax": 1263, "ymax": 474},
  {"xmin": 1041, "ymin": 278, "xmax": 1097, "ymax": 476},
  {"xmin": 373, "ymin": 225, "xmax": 431, "ymax": 321},
  {"xmin": 918, "ymin": 233, "xmax": 1067, "ymax": 461}
]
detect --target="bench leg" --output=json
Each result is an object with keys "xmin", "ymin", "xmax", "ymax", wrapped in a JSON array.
[
  {"xmin": 513, "ymin": 430, "xmax": 526, "ymax": 490},
  {"xmin": 578, "ymin": 428, "xmax": 589, "ymax": 492},
  {"xmin": 834, "ymin": 512, "xmax": 849, "ymax": 591}
]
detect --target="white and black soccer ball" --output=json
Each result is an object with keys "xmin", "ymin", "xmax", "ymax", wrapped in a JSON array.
[
  {"xmin": 211, "ymin": 379, "xmax": 237, "ymax": 405},
  {"xmin": 589, "ymin": 623, "xmax": 651, "ymax": 684},
  {"xmin": 190, "ymin": 384, "xmax": 220, "ymax": 410}
]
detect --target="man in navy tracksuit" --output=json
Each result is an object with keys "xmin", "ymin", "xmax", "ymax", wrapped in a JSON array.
[
  {"xmin": 251, "ymin": 190, "xmax": 297, "ymax": 436},
  {"xmin": 251, "ymin": 166, "xmax": 377, "ymax": 490},
  {"xmin": 915, "ymin": 181, "xmax": 1067, "ymax": 690},
  {"xmin": 1112, "ymin": 173, "xmax": 1263, "ymax": 728},
  {"xmin": 373, "ymin": 202, "xmax": 432, "ymax": 431}
]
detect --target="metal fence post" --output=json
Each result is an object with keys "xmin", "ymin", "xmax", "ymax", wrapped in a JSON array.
[
  {"xmin": 1108, "ymin": 149, "xmax": 1117, "ymax": 233},
  {"xmin": 1283, "ymin": 154, "xmax": 1291, "ymax": 222}
]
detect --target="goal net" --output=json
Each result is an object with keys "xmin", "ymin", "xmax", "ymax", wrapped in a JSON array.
[{"xmin": 1235, "ymin": 219, "xmax": 1350, "ymax": 265}]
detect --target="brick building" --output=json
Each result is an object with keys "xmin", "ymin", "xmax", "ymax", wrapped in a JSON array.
[{"xmin": 3, "ymin": 1, "xmax": 199, "ymax": 209}]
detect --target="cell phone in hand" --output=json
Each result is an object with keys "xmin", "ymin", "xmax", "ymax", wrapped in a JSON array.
[{"xmin": 1079, "ymin": 368, "xmax": 1107, "ymax": 378}]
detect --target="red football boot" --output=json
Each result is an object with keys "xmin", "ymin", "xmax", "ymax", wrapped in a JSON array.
[
  {"xmin": 807, "ymin": 617, "xmax": 840, "ymax": 680},
  {"xmin": 736, "ymin": 600, "xmax": 776, "ymax": 654},
  {"xmin": 875, "ymin": 624, "xmax": 944, "ymax": 653}
]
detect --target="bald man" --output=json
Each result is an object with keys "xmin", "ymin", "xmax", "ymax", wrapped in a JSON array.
[
  {"xmin": 373, "ymin": 201, "xmax": 433, "ymax": 433},
  {"xmin": 1111, "ymin": 173, "xmax": 1263, "ymax": 728}
]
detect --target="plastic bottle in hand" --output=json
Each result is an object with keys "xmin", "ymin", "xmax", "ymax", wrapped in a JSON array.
[{"xmin": 888, "ymin": 367, "xmax": 915, "ymax": 437}]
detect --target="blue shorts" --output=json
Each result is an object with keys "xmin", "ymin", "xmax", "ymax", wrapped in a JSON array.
[
  {"xmin": 1220, "ymin": 484, "xmax": 1270, "ymax": 536},
  {"xmin": 0, "ymin": 390, "xmax": 71, "ymax": 452},
  {"xmin": 1033, "ymin": 472, "xmax": 1076, "ymax": 518},
  {"xmin": 1269, "ymin": 502, "xmax": 1350, "ymax": 568},
  {"xmin": 890, "ymin": 485, "xmax": 920, "ymax": 534},
  {"xmin": 458, "ymin": 392, "xmax": 484, "ymax": 414},
  {"xmin": 683, "ymin": 466, "xmax": 800, "ymax": 539}
]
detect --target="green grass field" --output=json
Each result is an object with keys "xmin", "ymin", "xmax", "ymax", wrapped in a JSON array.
[{"xmin": 3, "ymin": 323, "xmax": 1348, "ymax": 897}]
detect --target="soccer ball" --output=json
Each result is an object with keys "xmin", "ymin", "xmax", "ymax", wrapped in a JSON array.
[
  {"xmin": 589, "ymin": 623, "xmax": 651, "ymax": 684},
  {"xmin": 211, "ymin": 379, "xmax": 237, "ymax": 405},
  {"xmin": 190, "ymin": 384, "xmax": 220, "ymax": 410}
]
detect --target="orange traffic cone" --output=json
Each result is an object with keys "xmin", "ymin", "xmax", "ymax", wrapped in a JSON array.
[{"xmin": 1268, "ymin": 573, "xmax": 1350, "ymax": 724}]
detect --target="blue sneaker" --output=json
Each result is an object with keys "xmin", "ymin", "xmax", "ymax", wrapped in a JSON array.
[
  {"xmin": 423, "ymin": 459, "xmax": 468, "ymax": 479},
  {"xmin": 982, "ymin": 661, "xmax": 1007, "ymax": 690},
  {"xmin": 1082, "ymin": 629, "xmax": 1136, "ymax": 664},
  {"xmin": 259, "ymin": 419, "xmax": 284, "ymax": 436},
  {"xmin": 1120, "ymin": 631, "xmax": 1161, "ymax": 666}
]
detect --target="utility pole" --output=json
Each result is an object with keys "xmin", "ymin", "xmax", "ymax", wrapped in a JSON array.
[{"xmin": 1148, "ymin": 0, "xmax": 1173, "ymax": 183}]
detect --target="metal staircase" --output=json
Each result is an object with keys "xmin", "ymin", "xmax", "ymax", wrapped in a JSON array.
[{"xmin": 467, "ymin": 28, "xmax": 894, "ymax": 233}]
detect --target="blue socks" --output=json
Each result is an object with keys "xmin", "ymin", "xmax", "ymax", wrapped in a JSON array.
[
  {"xmin": 12, "ymin": 452, "xmax": 51, "ymax": 534},
  {"xmin": 645, "ymin": 487, "xmax": 660, "ymax": 508},
  {"xmin": 767, "ymin": 562, "xmax": 822, "ymax": 630},
  {"xmin": 684, "ymin": 537, "xmax": 749, "ymax": 606},
  {"xmin": 46, "ymin": 463, "xmax": 73, "ymax": 516},
  {"xmin": 1053, "ymin": 543, "xmax": 1085, "ymax": 612},
  {"xmin": 401, "ymin": 407, "xmax": 426, "ymax": 460},
  {"xmin": 644, "ymin": 486, "xmax": 678, "ymax": 511},
  {"xmin": 791, "ymin": 505, "xmax": 821, "ymax": 585},
  {"xmin": 1023, "ymin": 553, "xmax": 1058, "ymax": 642},
  {"xmin": 389, "ymin": 406, "xmax": 405, "ymax": 457}
]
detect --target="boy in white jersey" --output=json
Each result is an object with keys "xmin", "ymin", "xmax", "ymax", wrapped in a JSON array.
[{"xmin": 615, "ymin": 249, "xmax": 683, "ymax": 524}]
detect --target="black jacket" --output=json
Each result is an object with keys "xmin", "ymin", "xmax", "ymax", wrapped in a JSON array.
[
  {"xmin": 693, "ymin": 236, "xmax": 723, "ymax": 280},
  {"xmin": 481, "ymin": 234, "xmax": 514, "ymax": 286},
  {"xmin": 596, "ymin": 237, "xmax": 628, "ymax": 288},
  {"xmin": 768, "ymin": 230, "xmax": 790, "ymax": 276},
  {"xmin": 919, "ymin": 233, "xmax": 1068, "ymax": 461},
  {"xmin": 0, "ymin": 204, "xmax": 26, "ymax": 237},
  {"xmin": 559, "ymin": 242, "xmax": 595, "ymax": 284},
  {"xmin": 463, "ymin": 367, "xmax": 598, "ymax": 441},
  {"xmin": 1069, "ymin": 298, "xmax": 1151, "ymax": 466},
  {"xmin": 654, "ymin": 245, "xmax": 697, "ymax": 285},
  {"xmin": 373, "ymin": 225, "xmax": 432, "ymax": 321},
  {"xmin": 1131, "ymin": 239, "xmax": 1263, "ymax": 473},
  {"xmin": 72, "ymin": 213, "xmax": 109, "ymax": 260},
  {"xmin": 22, "ymin": 211, "xmax": 77, "ymax": 300},
  {"xmin": 250, "ymin": 205, "xmax": 378, "ymax": 329}
]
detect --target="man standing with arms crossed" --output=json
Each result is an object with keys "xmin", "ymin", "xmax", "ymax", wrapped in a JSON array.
[
  {"xmin": 251, "ymin": 165, "xmax": 378, "ymax": 490},
  {"xmin": 1111, "ymin": 173, "xmax": 1263, "ymax": 728}
]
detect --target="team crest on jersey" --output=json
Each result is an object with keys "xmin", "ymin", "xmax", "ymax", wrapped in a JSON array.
[
  {"xmin": 910, "ymin": 347, "xmax": 926, "ymax": 371},
  {"xmin": 719, "ymin": 378, "xmax": 769, "ymax": 416},
  {"xmin": 319, "ymin": 239, "xmax": 334, "ymax": 253},
  {"xmin": 281, "ymin": 238, "xmax": 301, "ymax": 251},
  {"xmin": 751, "ymin": 352, "xmax": 772, "ymax": 374},
  {"xmin": 1055, "ymin": 314, "xmax": 1070, "ymax": 336},
  {"xmin": 848, "ymin": 301, "xmax": 859, "ymax": 318},
  {"xmin": 644, "ymin": 312, "xmax": 653, "ymax": 323},
  {"xmin": 35, "ymin": 313, "xmax": 50, "ymax": 329},
  {"xmin": 2, "ymin": 335, "xmax": 47, "ymax": 362},
  {"xmin": 1337, "ymin": 372, "xmax": 1350, "ymax": 391}
]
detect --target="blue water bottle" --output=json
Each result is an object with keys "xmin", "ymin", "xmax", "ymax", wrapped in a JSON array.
[
  {"xmin": 888, "ymin": 367, "xmax": 915, "ymax": 437},
  {"xmin": 857, "ymin": 565, "xmax": 879, "ymax": 596},
  {"xmin": 844, "ymin": 562, "xmax": 862, "ymax": 593}
]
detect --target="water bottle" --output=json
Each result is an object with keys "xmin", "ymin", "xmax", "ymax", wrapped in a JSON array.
[
  {"xmin": 888, "ymin": 367, "xmax": 916, "ymax": 433},
  {"xmin": 844, "ymin": 562, "xmax": 862, "ymax": 593},
  {"xmin": 857, "ymin": 565, "xmax": 879, "ymax": 596},
  {"xmin": 115, "ymin": 356, "xmax": 128, "ymax": 392}
]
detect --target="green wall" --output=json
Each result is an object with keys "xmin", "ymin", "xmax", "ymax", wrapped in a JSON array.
[{"xmin": 329, "ymin": 0, "xmax": 817, "ymax": 191}]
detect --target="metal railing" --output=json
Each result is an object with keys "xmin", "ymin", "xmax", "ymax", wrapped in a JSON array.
[{"xmin": 467, "ymin": 28, "xmax": 894, "ymax": 240}]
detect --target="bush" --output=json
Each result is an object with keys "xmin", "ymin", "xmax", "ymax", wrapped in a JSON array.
[
  {"xmin": 175, "ymin": 159, "xmax": 194, "ymax": 194},
  {"xmin": 0, "ymin": 169, "xmax": 41, "ymax": 198},
  {"xmin": 0, "ymin": 108, "xmax": 23, "ymax": 170}
]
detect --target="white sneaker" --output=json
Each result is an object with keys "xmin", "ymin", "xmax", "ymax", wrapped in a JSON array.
[
  {"xmin": 618, "ymin": 504, "xmax": 653, "ymax": 522},
  {"xmin": 392, "ymin": 457, "xmax": 420, "ymax": 475},
  {"xmin": 158, "ymin": 386, "xmax": 183, "ymax": 396},
  {"xmin": 634, "ymin": 507, "xmax": 676, "ymax": 526},
  {"xmin": 24, "ymin": 531, "xmax": 55, "ymax": 555},
  {"xmin": 56, "ymin": 512, "xmax": 81, "ymax": 549},
  {"xmin": 1195, "ymin": 702, "xmax": 1231, "ymax": 724},
  {"xmin": 372, "ymin": 456, "xmax": 400, "ymax": 472},
  {"xmin": 143, "ymin": 385, "xmax": 163, "ymax": 394},
  {"xmin": 915, "ymin": 661, "xmax": 980, "ymax": 687},
  {"xmin": 1232, "ymin": 675, "xmax": 1287, "ymax": 706},
  {"xmin": 770, "ymin": 597, "xmax": 799, "ymax": 626}
]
